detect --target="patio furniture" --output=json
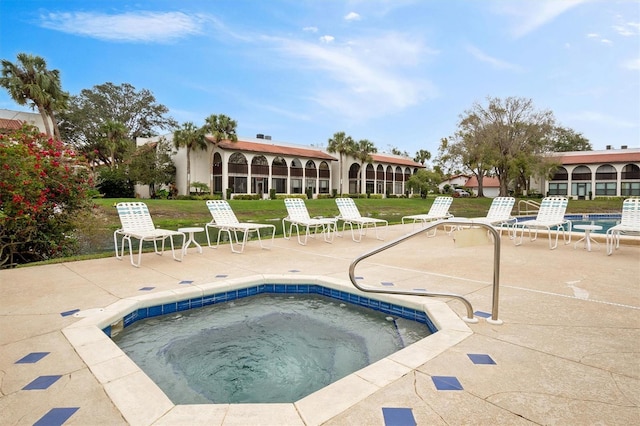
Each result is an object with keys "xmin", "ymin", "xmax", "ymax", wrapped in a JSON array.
[
  {"xmin": 574, "ymin": 224, "xmax": 602, "ymax": 252},
  {"xmin": 458, "ymin": 197, "xmax": 516, "ymax": 237},
  {"xmin": 513, "ymin": 196, "xmax": 571, "ymax": 250},
  {"xmin": 401, "ymin": 196, "xmax": 454, "ymax": 235},
  {"xmin": 178, "ymin": 226, "xmax": 205, "ymax": 255},
  {"xmin": 205, "ymin": 200, "xmax": 275, "ymax": 253},
  {"xmin": 114, "ymin": 202, "xmax": 185, "ymax": 267},
  {"xmin": 606, "ymin": 197, "xmax": 640, "ymax": 255},
  {"xmin": 282, "ymin": 198, "xmax": 337, "ymax": 245},
  {"xmin": 335, "ymin": 198, "xmax": 388, "ymax": 242}
]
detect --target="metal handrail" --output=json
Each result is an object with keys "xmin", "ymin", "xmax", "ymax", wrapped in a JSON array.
[
  {"xmin": 518, "ymin": 199, "xmax": 540, "ymax": 216},
  {"xmin": 348, "ymin": 220, "xmax": 503, "ymax": 324}
]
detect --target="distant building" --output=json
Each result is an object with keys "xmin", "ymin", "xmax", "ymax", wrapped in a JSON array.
[
  {"xmin": 532, "ymin": 147, "xmax": 640, "ymax": 198},
  {"xmin": 0, "ymin": 109, "xmax": 47, "ymax": 134},
  {"xmin": 136, "ymin": 134, "xmax": 424, "ymax": 198},
  {"xmin": 464, "ymin": 175, "xmax": 500, "ymax": 198}
]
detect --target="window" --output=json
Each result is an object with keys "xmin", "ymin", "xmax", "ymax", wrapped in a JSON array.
[
  {"xmin": 548, "ymin": 183, "xmax": 567, "ymax": 195},
  {"xmin": 571, "ymin": 165, "xmax": 591, "ymax": 181},
  {"xmin": 290, "ymin": 178, "xmax": 302, "ymax": 194},
  {"xmin": 228, "ymin": 176, "xmax": 247, "ymax": 193},
  {"xmin": 622, "ymin": 182, "xmax": 640, "ymax": 196},
  {"xmin": 595, "ymin": 182, "xmax": 616, "ymax": 196},
  {"xmin": 319, "ymin": 179, "xmax": 329, "ymax": 193},
  {"xmin": 272, "ymin": 177, "xmax": 287, "ymax": 193}
]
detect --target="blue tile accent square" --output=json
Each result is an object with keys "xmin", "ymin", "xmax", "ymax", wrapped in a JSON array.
[
  {"xmin": 15, "ymin": 352, "xmax": 49, "ymax": 364},
  {"xmin": 288, "ymin": 269, "xmax": 300, "ymax": 272},
  {"xmin": 474, "ymin": 310, "xmax": 491, "ymax": 318},
  {"xmin": 382, "ymin": 407, "xmax": 416, "ymax": 426},
  {"xmin": 432, "ymin": 375, "xmax": 463, "ymax": 391},
  {"xmin": 23, "ymin": 375, "xmax": 62, "ymax": 390},
  {"xmin": 355, "ymin": 276, "xmax": 364, "ymax": 280},
  {"xmin": 60, "ymin": 309, "xmax": 79, "ymax": 317},
  {"xmin": 381, "ymin": 281, "xmax": 395, "ymax": 286},
  {"xmin": 139, "ymin": 286, "xmax": 155, "ymax": 291},
  {"xmin": 33, "ymin": 407, "xmax": 79, "ymax": 426},
  {"xmin": 468, "ymin": 353, "xmax": 496, "ymax": 365},
  {"xmin": 215, "ymin": 274, "xmax": 228, "ymax": 278},
  {"xmin": 178, "ymin": 280, "xmax": 193, "ymax": 285}
]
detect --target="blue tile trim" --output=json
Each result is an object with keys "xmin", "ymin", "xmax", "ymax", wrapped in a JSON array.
[
  {"xmin": 23, "ymin": 375, "xmax": 62, "ymax": 390},
  {"xmin": 15, "ymin": 352, "xmax": 49, "ymax": 364},
  {"xmin": 474, "ymin": 311, "xmax": 491, "ymax": 318},
  {"xmin": 33, "ymin": 407, "xmax": 79, "ymax": 426},
  {"xmin": 432, "ymin": 375, "xmax": 463, "ymax": 391},
  {"xmin": 60, "ymin": 309, "xmax": 79, "ymax": 317},
  {"xmin": 468, "ymin": 353, "xmax": 496, "ymax": 365},
  {"xmin": 139, "ymin": 286, "xmax": 155, "ymax": 291},
  {"xmin": 382, "ymin": 407, "xmax": 416, "ymax": 426},
  {"xmin": 108, "ymin": 284, "xmax": 438, "ymax": 335}
]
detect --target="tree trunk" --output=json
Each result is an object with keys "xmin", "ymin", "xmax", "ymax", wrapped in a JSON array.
[{"xmin": 37, "ymin": 105, "xmax": 52, "ymax": 137}]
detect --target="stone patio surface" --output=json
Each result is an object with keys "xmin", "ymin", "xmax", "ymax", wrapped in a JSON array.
[{"xmin": 0, "ymin": 223, "xmax": 638, "ymax": 425}]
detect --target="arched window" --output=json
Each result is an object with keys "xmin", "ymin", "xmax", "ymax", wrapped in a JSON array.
[
  {"xmin": 621, "ymin": 164, "xmax": 640, "ymax": 196},
  {"xmin": 551, "ymin": 166, "xmax": 568, "ymax": 181},
  {"xmin": 595, "ymin": 164, "xmax": 616, "ymax": 180},
  {"xmin": 348, "ymin": 163, "xmax": 361, "ymax": 193},
  {"xmin": 318, "ymin": 161, "xmax": 330, "ymax": 193},
  {"xmin": 251, "ymin": 155, "xmax": 269, "ymax": 175},
  {"xmin": 622, "ymin": 164, "xmax": 640, "ymax": 180},
  {"xmin": 212, "ymin": 152, "xmax": 223, "ymax": 193},
  {"xmin": 228, "ymin": 153, "xmax": 248, "ymax": 193},
  {"xmin": 571, "ymin": 165, "xmax": 591, "ymax": 181},
  {"xmin": 271, "ymin": 157, "xmax": 287, "ymax": 193}
]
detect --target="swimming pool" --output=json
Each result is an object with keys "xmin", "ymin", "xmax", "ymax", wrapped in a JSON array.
[
  {"xmin": 62, "ymin": 275, "xmax": 472, "ymax": 425},
  {"xmin": 517, "ymin": 214, "xmax": 621, "ymax": 234},
  {"xmin": 113, "ymin": 293, "xmax": 431, "ymax": 404}
]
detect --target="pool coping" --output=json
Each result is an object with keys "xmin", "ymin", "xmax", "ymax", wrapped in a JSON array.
[{"xmin": 62, "ymin": 274, "xmax": 473, "ymax": 425}]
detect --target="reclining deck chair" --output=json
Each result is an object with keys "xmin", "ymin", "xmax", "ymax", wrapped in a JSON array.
[
  {"xmin": 401, "ymin": 196, "xmax": 454, "ymax": 234},
  {"xmin": 114, "ymin": 202, "xmax": 185, "ymax": 267},
  {"xmin": 205, "ymin": 200, "xmax": 276, "ymax": 253},
  {"xmin": 461, "ymin": 197, "xmax": 516, "ymax": 237},
  {"xmin": 335, "ymin": 198, "xmax": 388, "ymax": 242},
  {"xmin": 513, "ymin": 196, "xmax": 571, "ymax": 250},
  {"xmin": 606, "ymin": 197, "xmax": 640, "ymax": 255},
  {"xmin": 282, "ymin": 198, "xmax": 337, "ymax": 245}
]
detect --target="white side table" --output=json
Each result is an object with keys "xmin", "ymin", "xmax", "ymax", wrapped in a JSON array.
[
  {"xmin": 573, "ymin": 224, "xmax": 602, "ymax": 252},
  {"xmin": 178, "ymin": 227, "xmax": 204, "ymax": 255}
]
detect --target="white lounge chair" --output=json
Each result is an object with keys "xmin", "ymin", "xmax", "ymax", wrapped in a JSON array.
[
  {"xmin": 513, "ymin": 196, "xmax": 571, "ymax": 249},
  {"xmin": 460, "ymin": 197, "xmax": 516, "ymax": 237},
  {"xmin": 335, "ymin": 198, "xmax": 388, "ymax": 242},
  {"xmin": 401, "ymin": 196, "xmax": 454, "ymax": 234},
  {"xmin": 114, "ymin": 202, "xmax": 185, "ymax": 267},
  {"xmin": 205, "ymin": 200, "xmax": 276, "ymax": 253},
  {"xmin": 606, "ymin": 197, "xmax": 640, "ymax": 256},
  {"xmin": 282, "ymin": 198, "xmax": 337, "ymax": 245}
]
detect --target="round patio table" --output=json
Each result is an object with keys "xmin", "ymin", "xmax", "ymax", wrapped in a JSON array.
[
  {"xmin": 178, "ymin": 227, "xmax": 204, "ymax": 255},
  {"xmin": 573, "ymin": 224, "xmax": 602, "ymax": 252}
]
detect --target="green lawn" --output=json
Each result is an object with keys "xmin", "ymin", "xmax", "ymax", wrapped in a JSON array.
[{"xmin": 21, "ymin": 195, "xmax": 627, "ymax": 265}]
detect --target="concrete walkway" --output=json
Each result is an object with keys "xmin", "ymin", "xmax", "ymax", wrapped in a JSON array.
[{"xmin": 1, "ymin": 223, "xmax": 638, "ymax": 425}]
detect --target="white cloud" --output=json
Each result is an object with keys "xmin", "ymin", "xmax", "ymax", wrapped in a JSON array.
[
  {"xmin": 319, "ymin": 35, "xmax": 335, "ymax": 43},
  {"xmin": 466, "ymin": 45, "xmax": 522, "ymax": 71},
  {"xmin": 493, "ymin": 0, "xmax": 588, "ymax": 38},
  {"xmin": 586, "ymin": 33, "xmax": 599, "ymax": 38},
  {"xmin": 600, "ymin": 38, "xmax": 613, "ymax": 45},
  {"xmin": 344, "ymin": 12, "xmax": 361, "ymax": 21},
  {"xmin": 38, "ymin": 11, "xmax": 206, "ymax": 43},
  {"xmin": 269, "ymin": 33, "xmax": 436, "ymax": 120},
  {"xmin": 622, "ymin": 58, "xmax": 640, "ymax": 70},
  {"xmin": 567, "ymin": 111, "xmax": 637, "ymax": 128},
  {"xmin": 303, "ymin": 26, "xmax": 318, "ymax": 33}
]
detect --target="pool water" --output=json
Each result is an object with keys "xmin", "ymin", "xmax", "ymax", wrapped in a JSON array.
[{"xmin": 113, "ymin": 293, "xmax": 430, "ymax": 404}]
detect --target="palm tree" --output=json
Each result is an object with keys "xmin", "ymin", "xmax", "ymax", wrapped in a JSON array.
[
  {"xmin": 354, "ymin": 139, "xmax": 377, "ymax": 194},
  {"xmin": 99, "ymin": 120, "xmax": 129, "ymax": 169},
  {"xmin": 327, "ymin": 131, "xmax": 355, "ymax": 195},
  {"xmin": 201, "ymin": 114, "xmax": 238, "ymax": 195},
  {"xmin": 0, "ymin": 53, "xmax": 68, "ymax": 138},
  {"xmin": 414, "ymin": 149, "xmax": 432, "ymax": 165},
  {"xmin": 173, "ymin": 122, "xmax": 206, "ymax": 194}
]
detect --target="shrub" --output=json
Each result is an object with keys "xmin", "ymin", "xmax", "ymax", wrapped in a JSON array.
[
  {"xmin": 96, "ymin": 167, "xmax": 134, "ymax": 198},
  {"xmin": 0, "ymin": 126, "xmax": 93, "ymax": 268}
]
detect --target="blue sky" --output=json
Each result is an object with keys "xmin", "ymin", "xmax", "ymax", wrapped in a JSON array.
[{"xmin": 1, "ymin": 0, "xmax": 638, "ymax": 156}]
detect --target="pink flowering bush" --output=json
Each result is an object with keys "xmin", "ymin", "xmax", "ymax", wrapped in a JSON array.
[{"xmin": 0, "ymin": 125, "xmax": 93, "ymax": 268}]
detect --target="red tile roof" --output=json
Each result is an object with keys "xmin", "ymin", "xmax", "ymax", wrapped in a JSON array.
[
  {"xmin": 465, "ymin": 176, "xmax": 500, "ymax": 188},
  {"xmin": 550, "ymin": 150, "xmax": 640, "ymax": 165},
  {"xmin": 0, "ymin": 118, "xmax": 24, "ymax": 131},
  {"xmin": 210, "ymin": 137, "xmax": 337, "ymax": 161},
  {"xmin": 370, "ymin": 153, "xmax": 425, "ymax": 168}
]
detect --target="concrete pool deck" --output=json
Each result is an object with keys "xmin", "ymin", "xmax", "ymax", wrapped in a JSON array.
[{"xmin": 1, "ymin": 223, "xmax": 639, "ymax": 425}]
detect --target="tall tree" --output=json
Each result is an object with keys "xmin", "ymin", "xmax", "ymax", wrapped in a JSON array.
[
  {"xmin": 444, "ymin": 97, "xmax": 555, "ymax": 196},
  {"xmin": 58, "ymin": 82, "xmax": 177, "ymax": 160},
  {"xmin": 0, "ymin": 53, "xmax": 68, "ymax": 138},
  {"xmin": 129, "ymin": 137, "xmax": 176, "ymax": 198},
  {"xmin": 327, "ymin": 131, "xmax": 355, "ymax": 195},
  {"xmin": 173, "ymin": 122, "xmax": 206, "ymax": 193},
  {"xmin": 353, "ymin": 139, "xmax": 377, "ymax": 194},
  {"xmin": 201, "ymin": 114, "xmax": 238, "ymax": 195},
  {"xmin": 99, "ymin": 120, "xmax": 129, "ymax": 169},
  {"xmin": 547, "ymin": 126, "xmax": 592, "ymax": 152}
]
